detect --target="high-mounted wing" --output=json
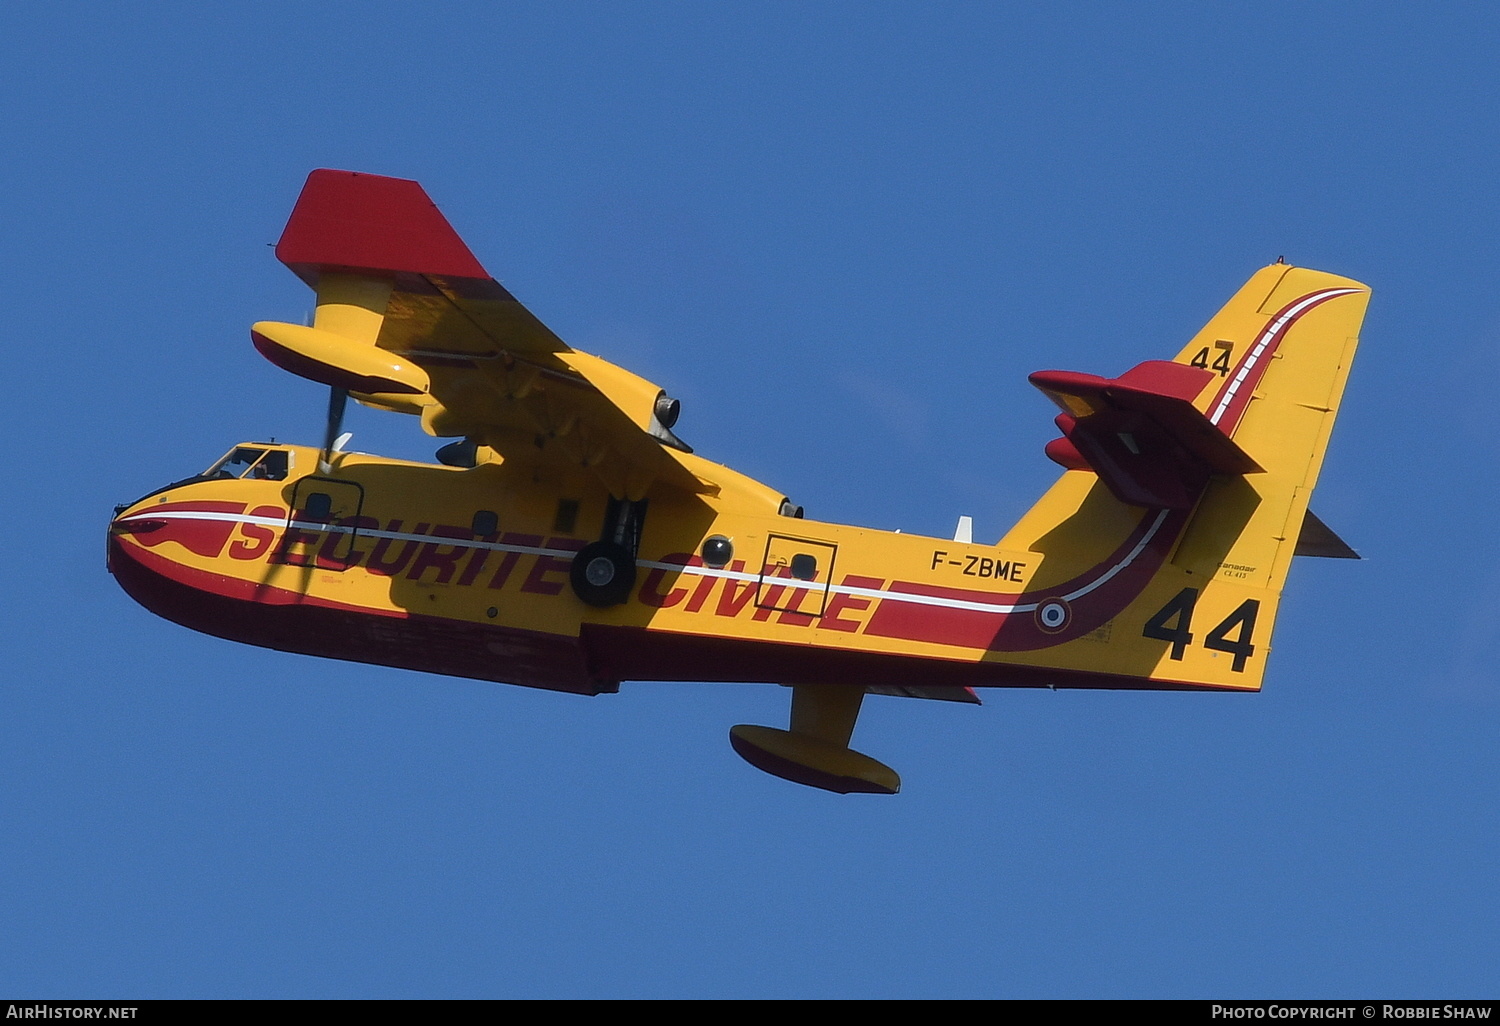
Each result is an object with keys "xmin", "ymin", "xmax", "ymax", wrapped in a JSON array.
[{"xmin": 252, "ymin": 169, "xmax": 706, "ymax": 499}]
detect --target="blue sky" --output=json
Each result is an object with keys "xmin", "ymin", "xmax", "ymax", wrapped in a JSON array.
[{"xmin": 2, "ymin": 2, "xmax": 1497, "ymax": 998}]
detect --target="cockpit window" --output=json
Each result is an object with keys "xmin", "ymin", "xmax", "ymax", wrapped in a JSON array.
[
  {"xmin": 248, "ymin": 450, "xmax": 289, "ymax": 480},
  {"xmin": 205, "ymin": 447, "xmax": 289, "ymax": 481},
  {"xmin": 207, "ymin": 447, "xmax": 266, "ymax": 479}
]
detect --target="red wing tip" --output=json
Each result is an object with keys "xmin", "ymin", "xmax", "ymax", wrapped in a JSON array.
[
  {"xmin": 277, "ymin": 169, "xmax": 489, "ymax": 282},
  {"xmin": 304, "ymin": 168, "xmax": 417, "ymax": 186}
]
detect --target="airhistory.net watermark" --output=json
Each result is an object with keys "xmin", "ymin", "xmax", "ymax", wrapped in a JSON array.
[{"xmin": 5, "ymin": 1007, "xmax": 137, "ymax": 1019}]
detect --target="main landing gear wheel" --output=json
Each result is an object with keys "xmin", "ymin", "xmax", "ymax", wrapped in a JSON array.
[{"xmin": 570, "ymin": 541, "xmax": 636, "ymax": 607}]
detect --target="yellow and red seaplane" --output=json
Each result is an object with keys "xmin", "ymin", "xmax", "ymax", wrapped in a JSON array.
[{"xmin": 108, "ymin": 170, "xmax": 1367, "ymax": 793}]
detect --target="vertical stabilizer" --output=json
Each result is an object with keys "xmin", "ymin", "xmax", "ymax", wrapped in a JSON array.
[{"xmin": 997, "ymin": 265, "xmax": 1368, "ymax": 690}]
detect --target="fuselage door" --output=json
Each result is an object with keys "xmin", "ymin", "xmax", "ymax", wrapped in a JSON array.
[
  {"xmin": 280, "ymin": 476, "xmax": 366, "ymax": 570},
  {"xmin": 757, "ymin": 535, "xmax": 837, "ymax": 618}
]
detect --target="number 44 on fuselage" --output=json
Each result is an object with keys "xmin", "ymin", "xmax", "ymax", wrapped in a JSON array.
[{"xmin": 107, "ymin": 170, "xmax": 1367, "ymax": 794}]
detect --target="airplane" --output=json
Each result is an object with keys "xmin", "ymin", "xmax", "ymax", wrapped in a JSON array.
[{"xmin": 107, "ymin": 169, "xmax": 1368, "ymax": 794}]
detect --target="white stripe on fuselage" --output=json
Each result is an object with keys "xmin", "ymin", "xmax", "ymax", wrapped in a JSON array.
[{"xmin": 121, "ymin": 506, "xmax": 1172, "ymax": 619}]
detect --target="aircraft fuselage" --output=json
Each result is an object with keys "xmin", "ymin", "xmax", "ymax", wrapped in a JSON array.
[{"xmin": 108, "ymin": 441, "xmax": 1222, "ymax": 698}]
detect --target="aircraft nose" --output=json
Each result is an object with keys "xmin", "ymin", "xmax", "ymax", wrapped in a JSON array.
[
  {"xmin": 108, "ymin": 498, "xmax": 166, "ymax": 574},
  {"xmin": 109, "ymin": 499, "xmax": 168, "ymax": 537}
]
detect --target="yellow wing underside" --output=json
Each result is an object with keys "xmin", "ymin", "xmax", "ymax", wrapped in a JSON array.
[{"xmin": 259, "ymin": 271, "xmax": 707, "ymax": 500}]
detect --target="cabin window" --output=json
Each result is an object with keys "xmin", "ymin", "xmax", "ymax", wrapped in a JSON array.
[
  {"xmin": 790, "ymin": 553, "xmax": 819, "ymax": 580},
  {"xmin": 301, "ymin": 492, "xmax": 333, "ymax": 520},
  {"xmin": 472, "ymin": 510, "xmax": 499, "ymax": 537},
  {"xmin": 701, "ymin": 535, "xmax": 734, "ymax": 568}
]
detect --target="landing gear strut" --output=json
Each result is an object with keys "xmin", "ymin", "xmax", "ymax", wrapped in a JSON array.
[{"xmin": 569, "ymin": 496, "xmax": 646, "ymax": 607}]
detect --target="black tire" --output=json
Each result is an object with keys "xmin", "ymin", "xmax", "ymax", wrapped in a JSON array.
[{"xmin": 570, "ymin": 541, "xmax": 636, "ymax": 607}]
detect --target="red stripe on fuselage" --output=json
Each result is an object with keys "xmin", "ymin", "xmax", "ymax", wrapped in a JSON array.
[
  {"xmin": 863, "ymin": 507, "xmax": 1186, "ymax": 652},
  {"xmin": 121, "ymin": 501, "xmax": 247, "ymax": 559},
  {"xmin": 108, "ymin": 528, "xmax": 1244, "ymax": 694},
  {"xmin": 108, "ymin": 534, "xmax": 609, "ymax": 695},
  {"xmin": 580, "ymin": 624, "xmax": 1246, "ymax": 692}
]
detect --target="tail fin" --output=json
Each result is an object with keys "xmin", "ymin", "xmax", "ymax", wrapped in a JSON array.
[{"xmin": 997, "ymin": 264, "xmax": 1368, "ymax": 691}]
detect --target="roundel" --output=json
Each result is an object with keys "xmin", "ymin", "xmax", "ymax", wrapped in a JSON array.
[{"xmin": 1036, "ymin": 598, "xmax": 1071, "ymax": 633}]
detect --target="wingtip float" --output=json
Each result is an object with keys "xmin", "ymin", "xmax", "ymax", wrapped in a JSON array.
[{"xmin": 108, "ymin": 169, "xmax": 1368, "ymax": 794}]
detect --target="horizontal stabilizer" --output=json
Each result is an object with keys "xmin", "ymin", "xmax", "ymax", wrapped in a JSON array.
[
  {"xmin": 1031, "ymin": 360, "xmax": 1262, "ymax": 509},
  {"xmin": 865, "ymin": 685, "xmax": 982, "ymax": 704},
  {"xmin": 1295, "ymin": 509, "xmax": 1360, "ymax": 559}
]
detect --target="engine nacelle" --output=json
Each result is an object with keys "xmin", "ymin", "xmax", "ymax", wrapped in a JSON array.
[{"xmin": 251, "ymin": 321, "xmax": 429, "ymax": 396}]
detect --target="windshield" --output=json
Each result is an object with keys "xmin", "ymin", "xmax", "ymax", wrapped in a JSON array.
[{"xmin": 204, "ymin": 446, "xmax": 289, "ymax": 481}]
